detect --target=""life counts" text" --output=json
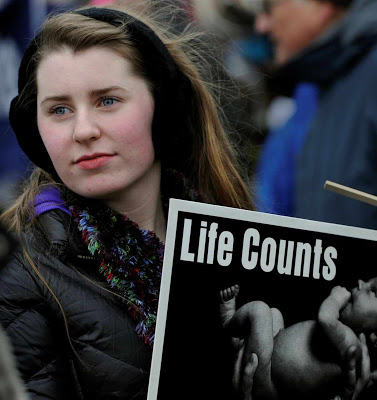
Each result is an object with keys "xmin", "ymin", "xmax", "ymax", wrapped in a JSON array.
[{"xmin": 180, "ymin": 219, "xmax": 336, "ymax": 281}]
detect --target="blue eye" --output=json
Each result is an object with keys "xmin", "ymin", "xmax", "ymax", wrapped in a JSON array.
[
  {"xmin": 52, "ymin": 106, "xmax": 69, "ymax": 115},
  {"xmin": 101, "ymin": 98, "xmax": 117, "ymax": 107}
]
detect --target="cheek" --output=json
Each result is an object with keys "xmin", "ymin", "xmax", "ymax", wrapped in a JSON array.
[
  {"xmin": 37, "ymin": 117, "xmax": 59, "ymax": 156},
  {"xmin": 112, "ymin": 106, "xmax": 155, "ymax": 156},
  {"xmin": 118, "ymin": 130, "xmax": 155, "ymax": 162},
  {"xmin": 37, "ymin": 116, "xmax": 70, "ymax": 170},
  {"xmin": 273, "ymin": 7, "xmax": 311, "ymax": 43}
]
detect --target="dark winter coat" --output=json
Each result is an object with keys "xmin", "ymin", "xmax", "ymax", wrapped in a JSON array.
[
  {"xmin": 276, "ymin": 0, "xmax": 377, "ymax": 229},
  {"xmin": 0, "ymin": 209, "xmax": 152, "ymax": 399}
]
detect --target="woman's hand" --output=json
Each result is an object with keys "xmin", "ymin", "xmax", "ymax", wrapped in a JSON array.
[
  {"xmin": 232, "ymin": 340, "xmax": 258, "ymax": 400},
  {"xmin": 334, "ymin": 333, "xmax": 377, "ymax": 400}
]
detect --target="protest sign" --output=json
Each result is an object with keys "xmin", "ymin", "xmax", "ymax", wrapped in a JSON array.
[{"xmin": 148, "ymin": 199, "xmax": 377, "ymax": 400}]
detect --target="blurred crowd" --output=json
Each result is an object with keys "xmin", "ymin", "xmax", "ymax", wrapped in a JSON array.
[
  {"xmin": 2, "ymin": 0, "xmax": 377, "ymax": 230},
  {"xmin": 189, "ymin": 0, "xmax": 377, "ymax": 231}
]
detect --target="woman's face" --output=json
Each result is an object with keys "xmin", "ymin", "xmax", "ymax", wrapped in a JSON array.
[{"xmin": 37, "ymin": 47, "xmax": 156, "ymax": 207}]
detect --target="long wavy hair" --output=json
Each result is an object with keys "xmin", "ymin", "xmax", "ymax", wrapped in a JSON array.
[{"xmin": 0, "ymin": 2, "xmax": 255, "ymax": 368}]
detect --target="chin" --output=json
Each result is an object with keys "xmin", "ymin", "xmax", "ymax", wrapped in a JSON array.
[
  {"xmin": 67, "ymin": 185, "xmax": 118, "ymax": 201},
  {"xmin": 275, "ymin": 50, "xmax": 289, "ymax": 65},
  {"xmin": 275, "ymin": 47, "xmax": 301, "ymax": 65},
  {"xmin": 80, "ymin": 190, "xmax": 120, "ymax": 201}
]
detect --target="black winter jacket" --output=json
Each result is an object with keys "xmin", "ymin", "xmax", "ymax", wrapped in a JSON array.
[{"xmin": 0, "ymin": 210, "xmax": 151, "ymax": 399}]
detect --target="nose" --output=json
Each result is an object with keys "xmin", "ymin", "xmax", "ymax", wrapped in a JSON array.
[
  {"xmin": 358, "ymin": 279, "xmax": 365, "ymax": 290},
  {"xmin": 254, "ymin": 13, "xmax": 272, "ymax": 34},
  {"xmin": 73, "ymin": 110, "xmax": 101, "ymax": 143}
]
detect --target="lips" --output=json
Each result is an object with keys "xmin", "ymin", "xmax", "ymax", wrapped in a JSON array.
[
  {"xmin": 75, "ymin": 153, "xmax": 112, "ymax": 163},
  {"xmin": 75, "ymin": 153, "xmax": 114, "ymax": 170}
]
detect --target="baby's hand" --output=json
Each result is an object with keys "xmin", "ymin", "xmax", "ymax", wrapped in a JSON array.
[
  {"xmin": 319, "ymin": 286, "xmax": 351, "ymax": 325},
  {"xmin": 330, "ymin": 286, "xmax": 351, "ymax": 310}
]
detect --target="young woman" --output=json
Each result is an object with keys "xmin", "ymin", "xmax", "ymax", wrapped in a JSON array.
[{"xmin": 0, "ymin": 4, "xmax": 254, "ymax": 399}]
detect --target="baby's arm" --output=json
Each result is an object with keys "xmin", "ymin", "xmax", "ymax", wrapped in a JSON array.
[{"xmin": 318, "ymin": 286, "xmax": 360, "ymax": 362}]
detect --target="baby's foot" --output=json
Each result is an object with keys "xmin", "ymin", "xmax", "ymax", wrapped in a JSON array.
[{"xmin": 219, "ymin": 285, "xmax": 240, "ymax": 328}]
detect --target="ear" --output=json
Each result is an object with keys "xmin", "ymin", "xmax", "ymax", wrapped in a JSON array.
[
  {"xmin": 317, "ymin": 1, "xmax": 346, "ymax": 26},
  {"xmin": 369, "ymin": 332, "xmax": 377, "ymax": 348}
]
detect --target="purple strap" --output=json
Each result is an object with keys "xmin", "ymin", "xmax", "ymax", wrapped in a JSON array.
[{"xmin": 33, "ymin": 186, "xmax": 71, "ymax": 217}]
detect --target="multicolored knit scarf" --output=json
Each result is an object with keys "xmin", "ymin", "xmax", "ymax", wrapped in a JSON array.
[{"xmin": 68, "ymin": 170, "xmax": 201, "ymax": 347}]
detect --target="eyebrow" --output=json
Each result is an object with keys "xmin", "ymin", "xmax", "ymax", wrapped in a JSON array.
[
  {"xmin": 40, "ymin": 86, "xmax": 127, "ymax": 106},
  {"xmin": 90, "ymin": 86, "xmax": 127, "ymax": 97}
]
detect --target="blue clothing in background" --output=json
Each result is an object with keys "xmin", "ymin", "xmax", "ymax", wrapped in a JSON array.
[
  {"xmin": 255, "ymin": 83, "xmax": 318, "ymax": 216},
  {"xmin": 292, "ymin": 0, "xmax": 377, "ymax": 229},
  {"xmin": 237, "ymin": 34, "xmax": 273, "ymax": 65}
]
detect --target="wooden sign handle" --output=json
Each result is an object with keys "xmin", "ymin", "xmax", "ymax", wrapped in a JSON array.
[{"xmin": 324, "ymin": 181, "xmax": 377, "ymax": 207}]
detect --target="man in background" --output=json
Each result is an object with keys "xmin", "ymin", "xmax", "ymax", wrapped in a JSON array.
[{"xmin": 254, "ymin": 0, "xmax": 377, "ymax": 230}]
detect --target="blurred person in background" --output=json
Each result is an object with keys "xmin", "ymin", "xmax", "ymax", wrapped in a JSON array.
[{"xmin": 253, "ymin": 0, "xmax": 377, "ymax": 230}]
